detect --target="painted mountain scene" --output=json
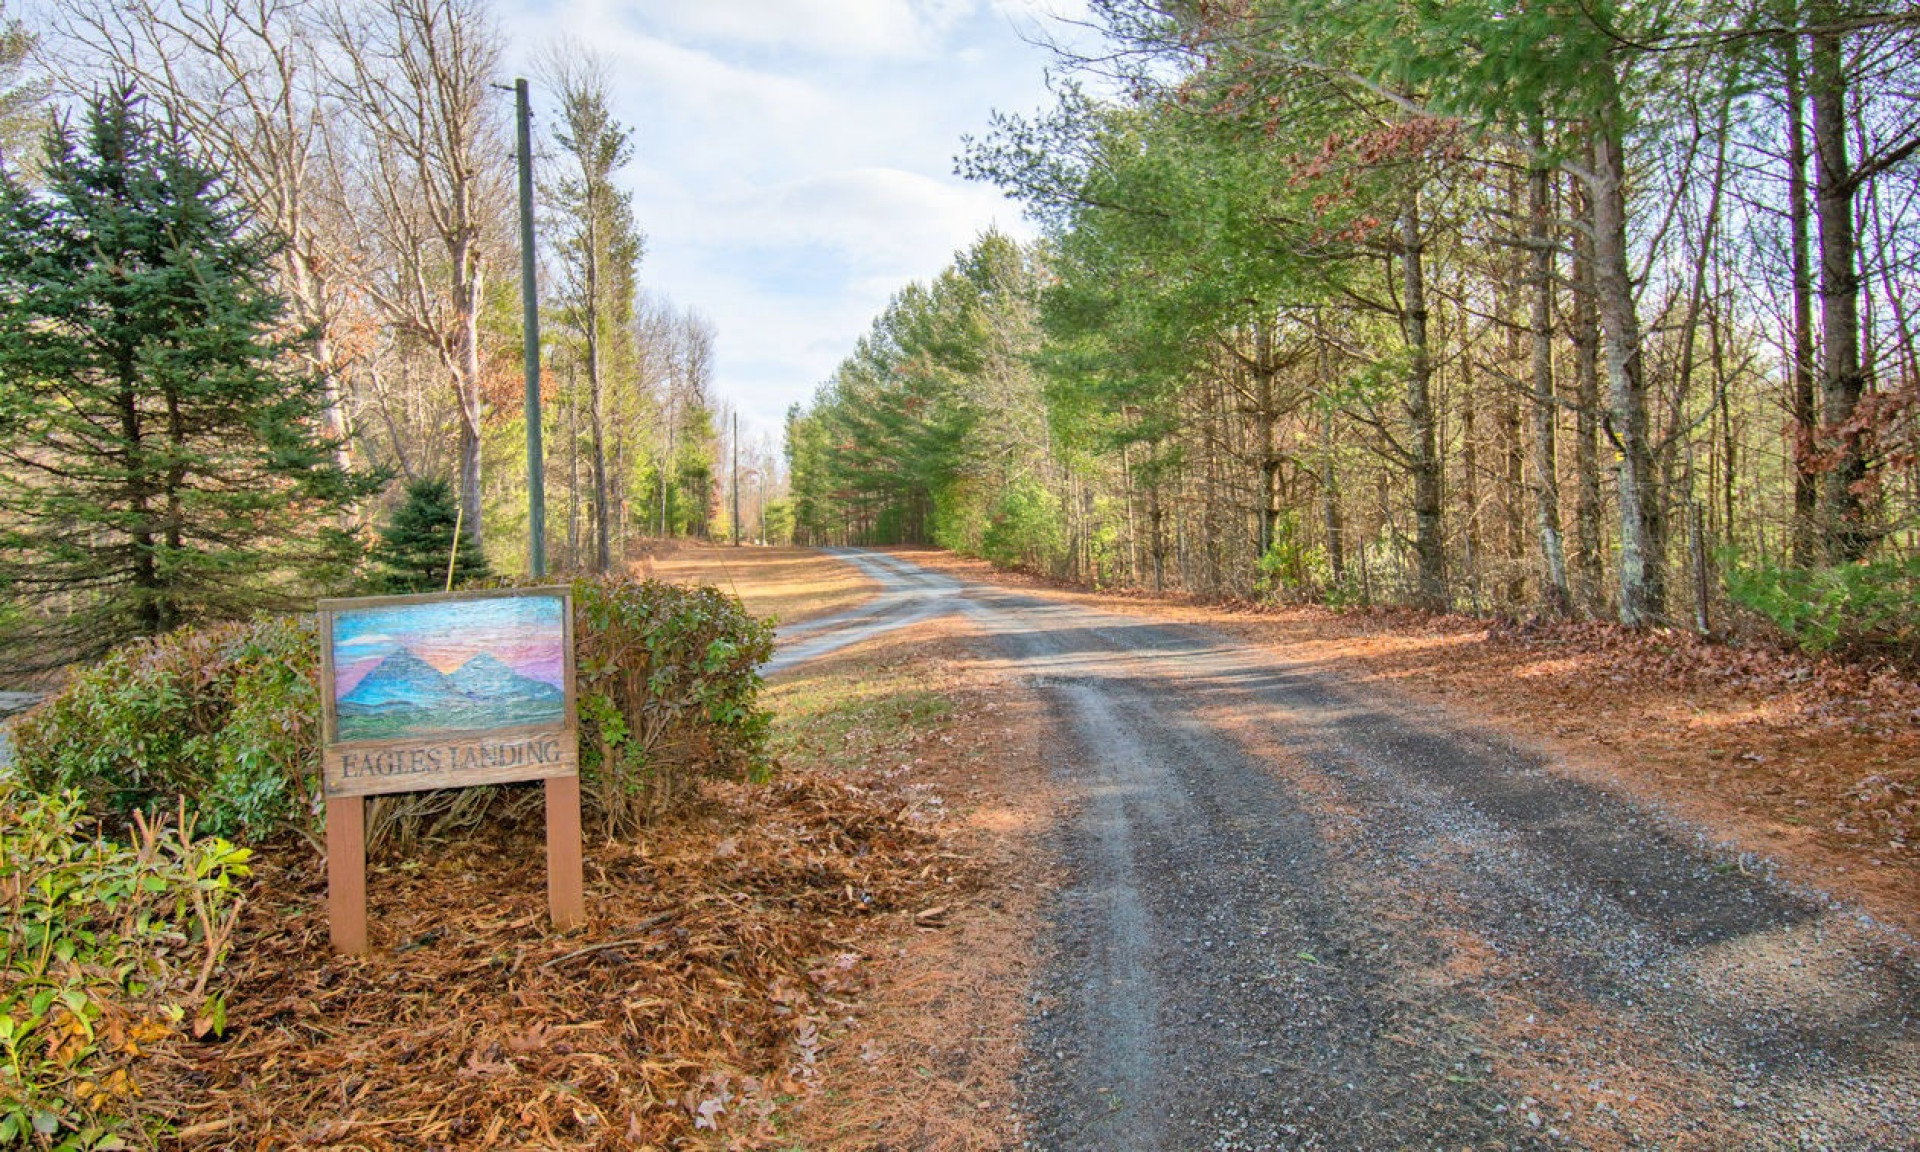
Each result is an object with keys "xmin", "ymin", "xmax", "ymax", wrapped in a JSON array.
[{"xmin": 330, "ymin": 595, "xmax": 566, "ymax": 742}]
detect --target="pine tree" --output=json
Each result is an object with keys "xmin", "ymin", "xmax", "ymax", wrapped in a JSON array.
[
  {"xmin": 370, "ymin": 477, "xmax": 493, "ymax": 593},
  {"xmin": 0, "ymin": 86, "xmax": 378, "ymax": 667}
]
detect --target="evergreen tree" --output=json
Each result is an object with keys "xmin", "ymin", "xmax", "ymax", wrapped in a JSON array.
[
  {"xmin": 0, "ymin": 86, "xmax": 378, "ymax": 667},
  {"xmin": 370, "ymin": 477, "xmax": 493, "ymax": 593}
]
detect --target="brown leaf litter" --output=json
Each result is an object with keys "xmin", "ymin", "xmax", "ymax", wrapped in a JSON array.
[{"xmin": 142, "ymin": 774, "xmax": 969, "ymax": 1150}]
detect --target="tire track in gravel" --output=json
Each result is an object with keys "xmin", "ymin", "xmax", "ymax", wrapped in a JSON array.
[
  {"xmin": 772, "ymin": 550, "xmax": 1920, "ymax": 1149},
  {"xmin": 762, "ymin": 548, "xmax": 966, "ymax": 675}
]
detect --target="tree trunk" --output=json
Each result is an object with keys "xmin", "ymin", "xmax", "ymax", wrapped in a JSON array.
[
  {"xmin": 1784, "ymin": 30, "xmax": 1821, "ymax": 564},
  {"xmin": 567, "ymin": 374, "xmax": 582, "ymax": 568},
  {"xmin": 586, "ymin": 210, "xmax": 612, "ymax": 573},
  {"xmin": 1461, "ymin": 359, "xmax": 1481, "ymax": 608},
  {"xmin": 453, "ymin": 257, "xmax": 485, "ymax": 554},
  {"xmin": 1589, "ymin": 95, "xmax": 1662, "ymax": 626},
  {"xmin": 1502, "ymin": 345, "xmax": 1526, "ymax": 606},
  {"xmin": 1529, "ymin": 141, "xmax": 1571, "ymax": 616},
  {"xmin": 117, "ymin": 362, "xmax": 161, "ymax": 636},
  {"xmin": 1321, "ymin": 404, "xmax": 1344, "ymax": 582},
  {"xmin": 1149, "ymin": 456, "xmax": 1166, "ymax": 594},
  {"xmin": 1253, "ymin": 320, "xmax": 1282, "ymax": 563},
  {"xmin": 1401, "ymin": 192, "xmax": 1447, "ymax": 611},
  {"xmin": 1568, "ymin": 165, "xmax": 1607, "ymax": 615},
  {"xmin": 1810, "ymin": 22, "xmax": 1872, "ymax": 561}
]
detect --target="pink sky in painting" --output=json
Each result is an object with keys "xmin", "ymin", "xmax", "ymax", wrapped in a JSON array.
[{"xmin": 331, "ymin": 598, "xmax": 566, "ymax": 698}]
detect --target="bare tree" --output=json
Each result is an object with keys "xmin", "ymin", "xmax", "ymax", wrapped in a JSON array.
[
  {"xmin": 41, "ymin": 0, "xmax": 364, "ymax": 468},
  {"xmin": 324, "ymin": 0, "xmax": 507, "ymax": 549},
  {"xmin": 0, "ymin": 1, "xmax": 47, "ymax": 176}
]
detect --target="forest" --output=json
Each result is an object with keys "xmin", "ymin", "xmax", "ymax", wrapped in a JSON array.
[
  {"xmin": 786, "ymin": 0, "xmax": 1920, "ymax": 653},
  {"xmin": 0, "ymin": 0, "xmax": 784, "ymax": 668}
]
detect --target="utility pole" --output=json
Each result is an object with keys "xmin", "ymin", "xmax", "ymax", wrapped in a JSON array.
[
  {"xmin": 514, "ymin": 78, "xmax": 547, "ymax": 577},
  {"xmin": 731, "ymin": 411, "xmax": 741, "ymax": 547}
]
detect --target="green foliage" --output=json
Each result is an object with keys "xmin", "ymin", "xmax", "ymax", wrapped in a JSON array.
[
  {"xmin": 0, "ymin": 784, "xmax": 250, "ymax": 1147},
  {"xmin": 371, "ymin": 477, "xmax": 494, "ymax": 594},
  {"xmin": 11, "ymin": 619, "xmax": 321, "ymax": 842},
  {"xmin": 14, "ymin": 577, "xmax": 778, "ymax": 846},
  {"xmin": 980, "ymin": 480, "xmax": 1065, "ymax": 572},
  {"xmin": 1724, "ymin": 555, "xmax": 1920, "ymax": 661},
  {"xmin": 760, "ymin": 500, "xmax": 796, "ymax": 545},
  {"xmin": 545, "ymin": 53, "xmax": 646, "ymax": 571},
  {"xmin": 566, "ymin": 575, "xmax": 776, "ymax": 837},
  {"xmin": 785, "ymin": 231, "xmax": 1047, "ymax": 549},
  {"xmin": 1254, "ymin": 511, "xmax": 1323, "ymax": 601},
  {"xmin": 0, "ymin": 86, "xmax": 377, "ymax": 669}
]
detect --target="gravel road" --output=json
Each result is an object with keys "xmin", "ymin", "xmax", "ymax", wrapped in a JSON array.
[{"xmin": 776, "ymin": 550, "xmax": 1920, "ymax": 1150}]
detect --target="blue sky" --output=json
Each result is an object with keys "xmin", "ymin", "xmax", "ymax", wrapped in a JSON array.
[{"xmin": 494, "ymin": 0, "xmax": 1091, "ymax": 446}]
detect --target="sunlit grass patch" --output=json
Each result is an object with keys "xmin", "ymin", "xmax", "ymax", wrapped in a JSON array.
[
  {"xmin": 770, "ymin": 669, "xmax": 954, "ymax": 772},
  {"xmin": 645, "ymin": 545, "xmax": 878, "ymax": 626}
]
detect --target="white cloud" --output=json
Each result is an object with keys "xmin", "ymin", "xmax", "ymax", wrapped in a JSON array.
[
  {"xmin": 498, "ymin": 0, "xmax": 1072, "ymax": 440},
  {"xmin": 727, "ymin": 168, "xmax": 1018, "ymax": 263},
  {"xmin": 617, "ymin": 0, "xmax": 978, "ymax": 58}
]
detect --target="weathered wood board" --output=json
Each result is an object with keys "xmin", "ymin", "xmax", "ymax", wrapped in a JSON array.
[
  {"xmin": 315, "ymin": 586, "xmax": 584, "ymax": 951},
  {"xmin": 317, "ymin": 586, "xmax": 578, "ymax": 796}
]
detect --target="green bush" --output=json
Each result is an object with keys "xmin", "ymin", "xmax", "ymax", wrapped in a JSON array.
[
  {"xmin": 1724, "ymin": 553, "xmax": 1920, "ymax": 661},
  {"xmin": 12, "ymin": 579, "xmax": 775, "ymax": 845},
  {"xmin": 370, "ymin": 477, "xmax": 492, "ymax": 594},
  {"xmin": 1254, "ymin": 511, "xmax": 1325, "ymax": 601},
  {"xmin": 981, "ymin": 479, "xmax": 1065, "ymax": 571},
  {"xmin": 0, "ymin": 784, "xmax": 250, "ymax": 1147},
  {"xmin": 11, "ymin": 618, "xmax": 320, "ymax": 843},
  {"xmin": 567, "ymin": 575, "xmax": 775, "ymax": 837}
]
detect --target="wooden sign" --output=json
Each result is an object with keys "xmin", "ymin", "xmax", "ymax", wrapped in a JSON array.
[{"xmin": 316, "ymin": 587, "xmax": 584, "ymax": 953}]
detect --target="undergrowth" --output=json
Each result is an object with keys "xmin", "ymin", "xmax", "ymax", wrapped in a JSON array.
[
  {"xmin": 10, "ymin": 576, "xmax": 776, "ymax": 846},
  {"xmin": 0, "ymin": 786, "xmax": 250, "ymax": 1148},
  {"xmin": 1724, "ymin": 553, "xmax": 1920, "ymax": 667}
]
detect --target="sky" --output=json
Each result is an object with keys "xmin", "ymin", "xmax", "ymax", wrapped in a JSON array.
[
  {"xmin": 332, "ymin": 597, "xmax": 567, "ymax": 695},
  {"xmin": 494, "ymin": 0, "xmax": 1092, "ymax": 448}
]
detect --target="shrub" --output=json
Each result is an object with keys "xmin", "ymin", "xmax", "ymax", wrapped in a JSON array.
[
  {"xmin": 370, "ymin": 477, "xmax": 493, "ymax": 594},
  {"xmin": 981, "ymin": 479, "xmax": 1065, "ymax": 572},
  {"xmin": 0, "ymin": 785, "xmax": 250, "ymax": 1146},
  {"xmin": 567, "ymin": 575, "xmax": 775, "ymax": 837},
  {"xmin": 12, "ymin": 579, "xmax": 775, "ymax": 845},
  {"xmin": 11, "ymin": 618, "xmax": 321, "ymax": 843},
  {"xmin": 1724, "ymin": 553, "xmax": 1920, "ymax": 663},
  {"xmin": 1254, "ymin": 510, "xmax": 1325, "ymax": 601}
]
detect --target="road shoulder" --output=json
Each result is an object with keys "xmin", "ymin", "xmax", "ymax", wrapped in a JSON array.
[{"xmin": 887, "ymin": 546, "xmax": 1920, "ymax": 940}]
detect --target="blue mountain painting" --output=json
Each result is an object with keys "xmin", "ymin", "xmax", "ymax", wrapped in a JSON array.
[{"xmin": 336, "ymin": 649, "xmax": 564, "ymax": 741}]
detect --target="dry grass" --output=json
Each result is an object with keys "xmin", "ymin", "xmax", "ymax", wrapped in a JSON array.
[
  {"xmin": 643, "ymin": 544, "xmax": 879, "ymax": 627},
  {"xmin": 765, "ymin": 616, "xmax": 1058, "ymax": 1151}
]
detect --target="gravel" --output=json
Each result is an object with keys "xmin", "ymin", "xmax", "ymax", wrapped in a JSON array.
[{"xmin": 791, "ymin": 551, "xmax": 1920, "ymax": 1150}]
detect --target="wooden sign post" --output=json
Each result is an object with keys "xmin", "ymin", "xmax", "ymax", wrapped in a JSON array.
[{"xmin": 317, "ymin": 587, "xmax": 583, "ymax": 954}]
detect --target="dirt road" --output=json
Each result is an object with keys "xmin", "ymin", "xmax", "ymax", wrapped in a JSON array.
[{"xmin": 776, "ymin": 550, "xmax": 1920, "ymax": 1149}]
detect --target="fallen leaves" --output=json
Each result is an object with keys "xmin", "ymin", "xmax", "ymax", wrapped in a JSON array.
[{"xmin": 135, "ymin": 775, "xmax": 967, "ymax": 1149}]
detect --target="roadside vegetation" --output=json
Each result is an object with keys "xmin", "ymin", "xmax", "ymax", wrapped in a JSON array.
[
  {"xmin": 786, "ymin": 0, "xmax": 1920, "ymax": 668},
  {"xmin": 2, "ymin": 576, "xmax": 773, "ymax": 1145},
  {"xmin": 0, "ymin": 4, "xmax": 797, "ymax": 1142}
]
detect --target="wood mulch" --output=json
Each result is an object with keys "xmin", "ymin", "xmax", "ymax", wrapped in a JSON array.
[{"xmin": 144, "ymin": 775, "xmax": 967, "ymax": 1149}]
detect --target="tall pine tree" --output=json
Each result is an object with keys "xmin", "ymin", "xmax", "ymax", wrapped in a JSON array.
[{"xmin": 0, "ymin": 86, "xmax": 378, "ymax": 667}]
